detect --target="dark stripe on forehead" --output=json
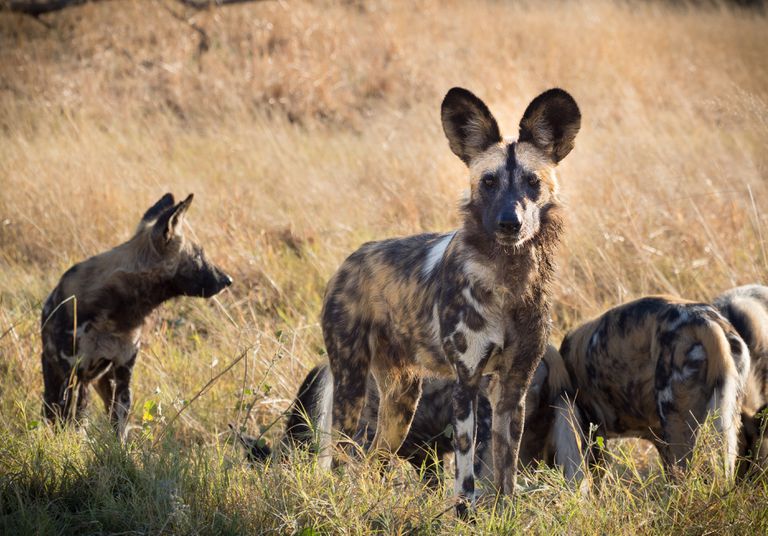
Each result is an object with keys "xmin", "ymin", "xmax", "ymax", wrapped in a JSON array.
[{"xmin": 506, "ymin": 142, "xmax": 517, "ymax": 175}]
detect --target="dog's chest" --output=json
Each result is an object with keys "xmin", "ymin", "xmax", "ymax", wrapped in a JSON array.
[
  {"xmin": 438, "ymin": 274, "xmax": 505, "ymax": 377},
  {"xmin": 70, "ymin": 322, "xmax": 141, "ymax": 380}
]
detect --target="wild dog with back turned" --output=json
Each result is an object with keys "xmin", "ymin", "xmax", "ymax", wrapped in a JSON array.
[{"xmin": 550, "ymin": 297, "xmax": 749, "ymax": 482}]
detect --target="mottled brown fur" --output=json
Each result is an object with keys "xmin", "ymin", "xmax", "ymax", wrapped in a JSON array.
[
  {"xmin": 40, "ymin": 193, "xmax": 232, "ymax": 441},
  {"xmin": 714, "ymin": 285, "xmax": 768, "ymax": 476},
  {"xmin": 320, "ymin": 87, "xmax": 580, "ymax": 512},
  {"xmin": 554, "ymin": 296, "xmax": 749, "ymax": 480}
]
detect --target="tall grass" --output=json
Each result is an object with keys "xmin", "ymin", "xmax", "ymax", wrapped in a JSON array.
[{"xmin": 1, "ymin": 0, "xmax": 767, "ymax": 533}]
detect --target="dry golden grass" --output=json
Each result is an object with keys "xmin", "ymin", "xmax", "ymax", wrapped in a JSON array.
[{"xmin": 1, "ymin": 0, "xmax": 768, "ymax": 533}]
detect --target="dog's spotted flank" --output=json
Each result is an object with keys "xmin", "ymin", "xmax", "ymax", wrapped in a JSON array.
[{"xmin": 551, "ymin": 296, "xmax": 750, "ymax": 481}]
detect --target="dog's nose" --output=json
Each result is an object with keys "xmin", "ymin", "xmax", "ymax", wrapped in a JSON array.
[
  {"xmin": 497, "ymin": 214, "xmax": 521, "ymax": 235},
  {"xmin": 222, "ymin": 274, "xmax": 233, "ymax": 287}
]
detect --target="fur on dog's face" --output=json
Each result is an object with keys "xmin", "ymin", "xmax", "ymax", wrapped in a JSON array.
[
  {"xmin": 138, "ymin": 193, "xmax": 233, "ymax": 298},
  {"xmin": 441, "ymin": 88, "xmax": 580, "ymax": 248}
]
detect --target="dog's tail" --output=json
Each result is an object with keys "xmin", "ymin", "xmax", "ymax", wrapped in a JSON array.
[
  {"xmin": 698, "ymin": 316, "xmax": 750, "ymax": 478},
  {"xmin": 545, "ymin": 341, "xmax": 587, "ymax": 483},
  {"xmin": 282, "ymin": 363, "xmax": 334, "ymax": 453},
  {"xmin": 521, "ymin": 342, "xmax": 586, "ymax": 482},
  {"xmin": 656, "ymin": 310, "xmax": 749, "ymax": 478},
  {"xmin": 230, "ymin": 363, "xmax": 333, "ymax": 464}
]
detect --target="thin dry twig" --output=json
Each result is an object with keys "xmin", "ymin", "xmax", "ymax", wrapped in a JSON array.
[{"xmin": 152, "ymin": 345, "xmax": 252, "ymax": 447}]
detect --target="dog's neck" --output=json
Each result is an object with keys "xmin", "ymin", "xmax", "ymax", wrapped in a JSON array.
[
  {"xmin": 457, "ymin": 203, "xmax": 563, "ymax": 302},
  {"xmin": 93, "ymin": 270, "xmax": 182, "ymax": 332}
]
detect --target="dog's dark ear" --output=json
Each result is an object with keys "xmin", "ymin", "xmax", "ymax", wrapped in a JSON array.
[
  {"xmin": 441, "ymin": 87, "xmax": 502, "ymax": 165},
  {"xmin": 141, "ymin": 193, "xmax": 175, "ymax": 223},
  {"xmin": 755, "ymin": 404, "xmax": 768, "ymax": 437},
  {"xmin": 229, "ymin": 423, "xmax": 273, "ymax": 463},
  {"xmin": 741, "ymin": 411, "xmax": 758, "ymax": 453},
  {"xmin": 519, "ymin": 89, "xmax": 581, "ymax": 164},
  {"xmin": 152, "ymin": 193, "xmax": 193, "ymax": 245}
]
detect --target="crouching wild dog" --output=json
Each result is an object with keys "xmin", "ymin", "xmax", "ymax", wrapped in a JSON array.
[
  {"xmin": 552, "ymin": 297, "xmax": 749, "ymax": 482},
  {"xmin": 233, "ymin": 363, "xmax": 488, "ymax": 485},
  {"xmin": 320, "ymin": 87, "xmax": 580, "ymax": 512},
  {"xmin": 714, "ymin": 285, "xmax": 768, "ymax": 476},
  {"xmin": 234, "ymin": 345, "xmax": 569, "ymax": 486},
  {"xmin": 41, "ymin": 193, "xmax": 232, "ymax": 441}
]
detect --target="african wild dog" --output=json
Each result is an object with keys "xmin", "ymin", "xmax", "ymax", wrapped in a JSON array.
[
  {"xmin": 713, "ymin": 285, "xmax": 768, "ymax": 476},
  {"xmin": 234, "ymin": 345, "xmax": 569, "ymax": 486},
  {"xmin": 319, "ymin": 87, "xmax": 580, "ymax": 511},
  {"xmin": 550, "ymin": 296, "xmax": 749, "ymax": 482},
  {"xmin": 41, "ymin": 193, "xmax": 232, "ymax": 441},
  {"xmin": 232, "ymin": 362, "xmax": 486, "ymax": 485}
]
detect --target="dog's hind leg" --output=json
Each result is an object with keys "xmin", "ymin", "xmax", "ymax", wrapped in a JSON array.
[{"xmin": 369, "ymin": 368, "xmax": 422, "ymax": 454}]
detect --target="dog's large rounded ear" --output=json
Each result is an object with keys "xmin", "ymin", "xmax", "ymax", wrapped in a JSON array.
[
  {"xmin": 519, "ymin": 89, "xmax": 581, "ymax": 164},
  {"xmin": 140, "ymin": 193, "xmax": 175, "ymax": 223},
  {"xmin": 152, "ymin": 193, "xmax": 194, "ymax": 245},
  {"xmin": 441, "ymin": 87, "xmax": 502, "ymax": 166}
]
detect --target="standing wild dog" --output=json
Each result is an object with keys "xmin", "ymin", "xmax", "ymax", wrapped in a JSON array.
[
  {"xmin": 41, "ymin": 193, "xmax": 232, "ymax": 441},
  {"xmin": 235, "ymin": 345, "xmax": 569, "ymax": 485},
  {"xmin": 713, "ymin": 285, "xmax": 768, "ymax": 476},
  {"xmin": 552, "ymin": 297, "xmax": 749, "ymax": 482},
  {"xmin": 320, "ymin": 87, "xmax": 580, "ymax": 511}
]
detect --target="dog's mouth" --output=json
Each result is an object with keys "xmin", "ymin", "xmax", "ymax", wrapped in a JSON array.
[
  {"xmin": 495, "ymin": 232, "xmax": 534, "ymax": 251},
  {"xmin": 495, "ymin": 233, "xmax": 519, "ymax": 247}
]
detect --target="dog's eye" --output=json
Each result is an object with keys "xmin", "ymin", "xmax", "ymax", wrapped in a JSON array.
[
  {"xmin": 527, "ymin": 174, "xmax": 540, "ymax": 187},
  {"xmin": 481, "ymin": 175, "xmax": 497, "ymax": 188}
]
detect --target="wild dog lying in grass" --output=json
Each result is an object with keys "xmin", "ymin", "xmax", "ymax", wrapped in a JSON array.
[
  {"xmin": 41, "ymin": 193, "xmax": 232, "ymax": 441},
  {"xmin": 714, "ymin": 285, "xmax": 768, "ymax": 476},
  {"xmin": 552, "ymin": 297, "xmax": 750, "ymax": 482},
  {"xmin": 234, "ymin": 345, "xmax": 569, "ymax": 489},
  {"xmin": 233, "ymin": 363, "xmax": 486, "ymax": 485},
  {"xmin": 320, "ymin": 87, "xmax": 580, "ymax": 513}
]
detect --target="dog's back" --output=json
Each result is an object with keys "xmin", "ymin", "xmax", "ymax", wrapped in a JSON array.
[{"xmin": 556, "ymin": 296, "xmax": 749, "ymax": 478}]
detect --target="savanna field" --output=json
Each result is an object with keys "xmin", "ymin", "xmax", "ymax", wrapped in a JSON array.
[{"xmin": 1, "ymin": 0, "xmax": 768, "ymax": 533}]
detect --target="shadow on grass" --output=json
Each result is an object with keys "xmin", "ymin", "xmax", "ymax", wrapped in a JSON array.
[{"xmin": 0, "ymin": 425, "xmax": 252, "ymax": 536}]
